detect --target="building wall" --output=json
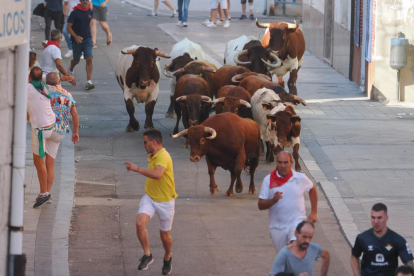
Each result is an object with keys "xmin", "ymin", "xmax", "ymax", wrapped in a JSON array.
[
  {"xmin": 0, "ymin": 47, "xmax": 15, "ymax": 276},
  {"xmin": 372, "ymin": 0, "xmax": 414, "ymax": 102},
  {"xmin": 302, "ymin": 0, "xmax": 352, "ymax": 79}
]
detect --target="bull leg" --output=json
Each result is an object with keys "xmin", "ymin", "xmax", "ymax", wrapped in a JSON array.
[
  {"xmin": 287, "ymin": 67, "xmax": 300, "ymax": 95},
  {"xmin": 125, "ymin": 99, "xmax": 139, "ymax": 132},
  {"xmin": 265, "ymin": 141, "xmax": 270, "ymax": 163},
  {"xmin": 206, "ymin": 156, "xmax": 218, "ymax": 196},
  {"xmin": 173, "ymin": 102, "xmax": 181, "ymax": 135},
  {"xmin": 144, "ymin": 100, "xmax": 157, "ymax": 130},
  {"xmin": 268, "ymin": 143, "xmax": 275, "ymax": 163},
  {"xmin": 234, "ymin": 153, "xmax": 246, "ymax": 193},
  {"xmin": 277, "ymin": 76, "xmax": 285, "ymax": 88},
  {"xmin": 293, "ymin": 143, "xmax": 301, "ymax": 172},
  {"xmin": 260, "ymin": 139, "xmax": 265, "ymax": 156},
  {"xmin": 248, "ymin": 158, "xmax": 259, "ymax": 195},
  {"xmin": 181, "ymin": 111, "xmax": 191, "ymax": 149},
  {"xmin": 165, "ymin": 95, "xmax": 175, "ymax": 118},
  {"xmin": 225, "ymin": 171, "xmax": 236, "ymax": 197}
]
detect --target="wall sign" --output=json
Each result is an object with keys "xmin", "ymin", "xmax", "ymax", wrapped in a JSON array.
[{"xmin": 0, "ymin": 0, "xmax": 27, "ymax": 48}]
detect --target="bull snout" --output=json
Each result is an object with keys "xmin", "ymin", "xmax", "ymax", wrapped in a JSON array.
[
  {"xmin": 190, "ymin": 155, "xmax": 201, "ymax": 162},
  {"xmin": 139, "ymin": 80, "xmax": 150, "ymax": 89},
  {"xmin": 189, "ymin": 119, "xmax": 198, "ymax": 126}
]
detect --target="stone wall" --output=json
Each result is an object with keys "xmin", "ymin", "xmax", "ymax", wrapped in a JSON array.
[{"xmin": 0, "ymin": 47, "xmax": 16, "ymax": 276}]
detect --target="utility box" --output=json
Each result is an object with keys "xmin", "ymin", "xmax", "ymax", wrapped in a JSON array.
[{"xmin": 390, "ymin": 32, "xmax": 408, "ymax": 70}]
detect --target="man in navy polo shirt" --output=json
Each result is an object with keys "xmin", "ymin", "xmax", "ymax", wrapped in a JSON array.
[
  {"xmin": 67, "ymin": 0, "xmax": 95, "ymax": 90},
  {"xmin": 351, "ymin": 203, "xmax": 414, "ymax": 276}
]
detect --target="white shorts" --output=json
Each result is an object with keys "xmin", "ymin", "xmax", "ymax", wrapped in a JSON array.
[
  {"xmin": 31, "ymin": 129, "xmax": 64, "ymax": 159},
  {"xmin": 138, "ymin": 194, "xmax": 175, "ymax": 232},
  {"xmin": 211, "ymin": 0, "xmax": 227, "ymax": 9},
  {"xmin": 270, "ymin": 226, "xmax": 297, "ymax": 252}
]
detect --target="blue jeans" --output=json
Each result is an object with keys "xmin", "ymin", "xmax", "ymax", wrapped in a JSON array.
[
  {"xmin": 177, "ymin": 0, "xmax": 190, "ymax": 22},
  {"xmin": 62, "ymin": 19, "xmax": 72, "ymax": 50}
]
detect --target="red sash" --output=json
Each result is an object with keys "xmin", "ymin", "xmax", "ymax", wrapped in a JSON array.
[
  {"xmin": 269, "ymin": 169, "xmax": 292, "ymax": 189},
  {"xmin": 73, "ymin": 4, "xmax": 91, "ymax": 11},
  {"xmin": 43, "ymin": 40, "xmax": 59, "ymax": 50}
]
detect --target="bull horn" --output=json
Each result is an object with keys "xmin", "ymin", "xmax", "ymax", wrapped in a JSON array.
[
  {"xmin": 201, "ymin": 96, "xmax": 213, "ymax": 103},
  {"xmin": 287, "ymin": 20, "xmax": 298, "ymax": 29},
  {"xmin": 176, "ymin": 96, "xmax": 187, "ymax": 102},
  {"xmin": 239, "ymin": 99, "xmax": 251, "ymax": 108},
  {"xmin": 269, "ymin": 52, "xmax": 282, "ymax": 67},
  {"xmin": 204, "ymin": 127, "xmax": 217, "ymax": 140},
  {"xmin": 173, "ymin": 68, "xmax": 185, "ymax": 76},
  {"xmin": 163, "ymin": 62, "xmax": 173, "ymax": 78},
  {"xmin": 258, "ymin": 74, "xmax": 272, "ymax": 81},
  {"xmin": 121, "ymin": 49, "xmax": 137, "ymax": 55},
  {"xmin": 170, "ymin": 129, "xmax": 188, "ymax": 139},
  {"xmin": 294, "ymin": 95, "xmax": 307, "ymax": 106},
  {"xmin": 231, "ymin": 74, "xmax": 243, "ymax": 83},
  {"xmin": 212, "ymin": 97, "xmax": 225, "ymax": 104},
  {"xmin": 155, "ymin": 50, "xmax": 171, "ymax": 58},
  {"xmin": 233, "ymin": 50, "xmax": 251, "ymax": 65},
  {"xmin": 203, "ymin": 66, "xmax": 216, "ymax": 73},
  {"xmin": 256, "ymin": 18, "xmax": 270, "ymax": 29}
]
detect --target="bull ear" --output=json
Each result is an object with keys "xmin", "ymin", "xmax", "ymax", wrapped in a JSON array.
[
  {"xmin": 262, "ymin": 103, "xmax": 273, "ymax": 110},
  {"xmin": 266, "ymin": 114, "xmax": 276, "ymax": 122},
  {"xmin": 291, "ymin": 115, "xmax": 301, "ymax": 124}
]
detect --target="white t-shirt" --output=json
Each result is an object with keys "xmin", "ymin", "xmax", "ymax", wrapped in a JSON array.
[
  {"xmin": 64, "ymin": 0, "xmax": 79, "ymax": 16},
  {"xmin": 41, "ymin": 45, "xmax": 62, "ymax": 75},
  {"xmin": 259, "ymin": 170, "xmax": 313, "ymax": 229},
  {"xmin": 27, "ymin": 83, "xmax": 56, "ymax": 129}
]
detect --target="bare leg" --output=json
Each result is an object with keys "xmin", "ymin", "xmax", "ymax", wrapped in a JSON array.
[
  {"xmin": 33, "ymin": 154, "xmax": 48, "ymax": 194},
  {"xmin": 91, "ymin": 18, "xmax": 97, "ymax": 45},
  {"xmin": 99, "ymin": 21, "xmax": 111, "ymax": 41},
  {"xmin": 218, "ymin": 2, "xmax": 223, "ymax": 20},
  {"xmin": 249, "ymin": 2, "xmax": 253, "ymax": 15},
  {"xmin": 85, "ymin": 57, "xmax": 93, "ymax": 81},
  {"xmin": 154, "ymin": 0, "xmax": 159, "ymax": 13},
  {"xmin": 136, "ymin": 213, "xmax": 151, "ymax": 256},
  {"xmin": 224, "ymin": 9, "xmax": 229, "ymax": 20},
  {"xmin": 160, "ymin": 230, "xmax": 173, "ymax": 260},
  {"xmin": 45, "ymin": 153, "xmax": 55, "ymax": 193},
  {"xmin": 210, "ymin": 9, "xmax": 218, "ymax": 21},
  {"xmin": 162, "ymin": 0, "xmax": 175, "ymax": 12},
  {"xmin": 70, "ymin": 59, "xmax": 80, "ymax": 72},
  {"xmin": 242, "ymin": 3, "xmax": 246, "ymax": 15}
]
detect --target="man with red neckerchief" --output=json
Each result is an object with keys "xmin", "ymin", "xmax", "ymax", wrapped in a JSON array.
[{"xmin": 258, "ymin": 151, "xmax": 318, "ymax": 252}]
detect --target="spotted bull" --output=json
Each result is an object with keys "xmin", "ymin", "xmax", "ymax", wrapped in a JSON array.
[{"xmin": 115, "ymin": 45, "xmax": 170, "ymax": 132}]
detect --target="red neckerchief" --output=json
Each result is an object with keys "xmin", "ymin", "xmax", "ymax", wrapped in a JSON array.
[
  {"xmin": 44, "ymin": 40, "xmax": 59, "ymax": 50},
  {"xmin": 269, "ymin": 169, "xmax": 293, "ymax": 189},
  {"xmin": 73, "ymin": 4, "xmax": 91, "ymax": 11}
]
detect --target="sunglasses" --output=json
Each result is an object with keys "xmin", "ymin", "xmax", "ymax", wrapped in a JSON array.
[{"xmin": 81, "ymin": 0, "xmax": 90, "ymax": 2}]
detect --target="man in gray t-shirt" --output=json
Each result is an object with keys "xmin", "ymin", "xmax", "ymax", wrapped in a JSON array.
[{"xmin": 270, "ymin": 221, "xmax": 330, "ymax": 276}]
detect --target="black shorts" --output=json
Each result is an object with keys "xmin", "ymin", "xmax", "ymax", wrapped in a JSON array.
[
  {"xmin": 92, "ymin": 6, "xmax": 107, "ymax": 21},
  {"xmin": 241, "ymin": 0, "xmax": 253, "ymax": 3}
]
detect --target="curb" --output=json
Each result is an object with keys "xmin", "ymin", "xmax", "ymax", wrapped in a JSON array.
[{"xmin": 52, "ymin": 131, "xmax": 76, "ymax": 276}]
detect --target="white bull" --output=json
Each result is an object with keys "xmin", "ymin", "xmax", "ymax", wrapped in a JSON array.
[{"xmin": 164, "ymin": 37, "xmax": 206, "ymax": 118}]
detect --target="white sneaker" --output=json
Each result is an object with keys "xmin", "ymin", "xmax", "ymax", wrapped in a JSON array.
[
  {"xmin": 223, "ymin": 20, "xmax": 230, "ymax": 28},
  {"xmin": 64, "ymin": 50, "xmax": 73, "ymax": 58},
  {"xmin": 202, "ymin": 19, "xmax": 211, "ymax": 25},
  {"xmin": 176, "ymin": 21, "xmax": 182, "ymax": 26},
  {"xmin": 68, "ymin": 66, "xmax": 74, "ymax": 76},
  {"xmin": 171, "ymin": 11, "xmax": 176, "ymax": 18},
  {"xmin": 80, "ymin": 54, "xmax": 84, "ymax": 60},
  {"xmin": 182, "ymin": 22, "xmax": 187, "ymax": 27},
  {"xmin": 206, "ymin": 21, "xmax": 216, "ymax": 28},
  {"xmin": 215, "ymin": 19, "xmax": 224, "ymax": 26}
]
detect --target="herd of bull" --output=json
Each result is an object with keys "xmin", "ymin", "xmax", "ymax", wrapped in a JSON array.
[{"xmin": 115, "ymin": 20, "xmax": 307, "ymax": 197}]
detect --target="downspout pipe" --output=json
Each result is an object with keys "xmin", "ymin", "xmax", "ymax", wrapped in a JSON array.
[
  {"xmin": 8, "ymin": 0, "xmax": 31, "ymax": 274},
  {"xmin": 349, "ymin": 0, "xmax": 355, "ymax": 80}
]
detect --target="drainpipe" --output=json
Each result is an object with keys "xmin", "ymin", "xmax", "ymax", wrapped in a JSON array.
[
  {"xmin": 8, "ymin": 0, "xmax": 31, "ymax": 274},
  {"xmin": 349, "ymin": 0, "xmax": 355, "ymax": 80}
]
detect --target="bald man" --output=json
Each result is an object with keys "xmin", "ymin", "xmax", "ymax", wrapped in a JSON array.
[
  {"xmin": 258, "ymin": 151, "xmax": 318, "ymax": 252},
  {"xmin": 45, "ymin": 72, "xmax": 79, "ymax": 201}
]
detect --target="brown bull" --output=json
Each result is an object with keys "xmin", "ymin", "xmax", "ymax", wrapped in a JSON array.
[
  {"xmin": 171, "ymin": 112, "xmax": 260, "ymax": 196},
  {"xmin": 211, "ymin": 65, "xmax": 251, "ymax": 97},
  {"xmin": 213, "ymin": 85, "xmax": 252, "ymax": 118},
  {"xmin": 173, "ymin": 75, "xmax": 213, "ymax": 147},
  {"xmin": 256, "ymin": 19, "xmax": 306, "ymax": 95},
  {"xmin": 266, "ymin": 105, "xmax": 302, "ymax": 171}
]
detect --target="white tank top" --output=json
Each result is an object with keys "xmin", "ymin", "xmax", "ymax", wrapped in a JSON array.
[{"xmin": 27, "ymin": 83, "xmax": 56, "ymax": 129}]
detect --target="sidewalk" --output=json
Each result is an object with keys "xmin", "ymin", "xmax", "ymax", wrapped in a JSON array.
[{"xmin": 23, "ymin": 124, "xmax": 75, "ymax": 276}]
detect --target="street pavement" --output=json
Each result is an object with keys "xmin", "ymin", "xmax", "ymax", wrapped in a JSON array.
[{"xmin": 23, "ymin": 0, "xmax": 414, "ymax": 275}]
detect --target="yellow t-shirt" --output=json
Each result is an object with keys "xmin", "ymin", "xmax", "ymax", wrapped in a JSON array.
[{"xmin": 145, "ymin": 148, "xmax": 178, "ymax": 202}]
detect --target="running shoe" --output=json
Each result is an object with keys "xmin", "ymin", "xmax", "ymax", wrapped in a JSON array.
[
  {"xmin": 138, "ymin": 254, "xmax": 154, "ymax": 270},
  {"xmin": 85, "ymin": 82, "xmax": 95, "ymax": 90},
  {"xmin": 223, "ymin": 20, "xmax": 230, "ymax": 28},
  {"xmin": 215, "ymin": 19, "xmax": 224, "ymax": 25},
  {"xmin": 239, "ymin": 14, "xmax": 246, "ymax": 20},
  {"xmin": 162, "ymin": 256, "xmax": 172, "ymax": 275},
  {"xmin": 206, "ymin": 21, "xmax": 217, "ymax": 28},
  {"xmin": 33, "ymin": 194, "xmax": 51, "ymax": 208}
]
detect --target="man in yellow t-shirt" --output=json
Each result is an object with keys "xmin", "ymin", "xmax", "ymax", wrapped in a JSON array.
[{"xmin": 124, "ymin": 129, "xmax": 177, "ymax": 275}]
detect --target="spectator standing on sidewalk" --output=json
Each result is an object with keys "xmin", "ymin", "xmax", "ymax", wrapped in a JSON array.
[
  {"xmin": 258, "ymin": 151, "xmax": 318, "ymax": 252},
  {"xmin": 239, "ymin": 0, "xmax": 254, "ymax": 20},
  {"xmin": 176, "ymin": 0, "xmax": 190, "ymax": 27},
  {"xmin": 270, "ymin": 221, "xmax": 330, "ymax": 276},
  {"xmin": 91, "ymin": 0, "xmax": 112, "ymax": 48},
  {"xmin": 202, "ymin": 0, "xmax": 230, "ymax": 28},
  {"xmin": 148, "ymin": 0, "xmax": 176, "ymax": 17},
  {"xmin": 43, "ymin": 0, "xmax": 64, "ymax": 46},
  {"xmin": 396, "ymin": 266, "xmax": 414, "ymax": 276},
  {"xmin": 124, "ymin": 129, "xmax": 177, "ymax": 275},
  {"xmin": 67, "ymin": 0, "xmax": 96, "ymax": 90},
  {"xmin": 63, "ymin": 0, "xmax": 79, "ymax": 58},
  {"xmin": 351, "ymin": 203, "xmax": 414, "ymax": 276},
  {"xmin": 41, "ymin": 29, "xmax": 76, "ymax": 86},
  {"xmin": 44, "ymin": 72, "xmax": 79, "ymax": 201},
  {"xmin": 27, "ymin": 67, "xmax": 56, "ymax": 208}
]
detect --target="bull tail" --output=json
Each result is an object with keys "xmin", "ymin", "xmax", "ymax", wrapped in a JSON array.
[{"xmin": 243, "ymin": 160, "xmax": 252, "ymax": 175}]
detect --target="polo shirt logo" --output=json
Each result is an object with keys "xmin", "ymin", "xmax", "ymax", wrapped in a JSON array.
[
  {"xmin": 385, "ymin": 244, "xmax": 393, "ymax": 251},
  {"xmin": 368, "ymin": 245, "xmax": 373, "ymax": 251},
  {"xmin": 376, "ymin": 254, "xmax": 385, "ymax": 263}
]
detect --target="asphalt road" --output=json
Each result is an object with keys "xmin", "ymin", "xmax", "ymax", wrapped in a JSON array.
[{"xmin": 31, "ymin": 1, "xmax": 356, "ymax": 275}]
